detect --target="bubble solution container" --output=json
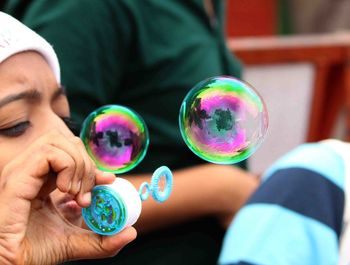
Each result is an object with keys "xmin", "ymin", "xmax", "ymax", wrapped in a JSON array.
[
  {"xmin": 82, "ymin": 178, "xmax": 142, "ymax": 235},
  {"xmin": 82, "ymin": 164, "xmax": 173, "ymax": 235}
]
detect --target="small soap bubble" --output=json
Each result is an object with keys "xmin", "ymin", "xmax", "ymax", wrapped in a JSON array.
[
  {"xmin": 80, "ymin": 105, "xmax": 149, "ymax": 173},
  {"xmin": 179, "ymin": 76, "xmax": 268, "ymax": 164}
]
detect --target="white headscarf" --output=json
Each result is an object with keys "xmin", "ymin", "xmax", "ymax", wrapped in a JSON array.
[{"xmin": 0, "ymin": 11, "xmax": 60, "ymax": 83}]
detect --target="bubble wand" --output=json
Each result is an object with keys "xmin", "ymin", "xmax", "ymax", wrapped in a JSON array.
[{"xmin": 82, "ymin": 165, "xmax": 172, "ymax": 235}]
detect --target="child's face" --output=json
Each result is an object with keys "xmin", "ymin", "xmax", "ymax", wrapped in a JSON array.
[
  {"xmin": 0, "ymin": 51, "xmax": 83, "ymax": 223},
  {"xmin": 0, "ymin": 51, "xmax": 71, "ymax": 170}
]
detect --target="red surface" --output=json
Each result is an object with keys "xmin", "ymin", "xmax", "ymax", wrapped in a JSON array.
[{"xmin": 226, "ymin": 0, "xmax": 277, "ymax": 37}]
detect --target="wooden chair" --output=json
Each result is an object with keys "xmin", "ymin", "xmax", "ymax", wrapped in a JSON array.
[{"xmin": 228, "ymin": 33, "xmax": 350, "ymax": 142}]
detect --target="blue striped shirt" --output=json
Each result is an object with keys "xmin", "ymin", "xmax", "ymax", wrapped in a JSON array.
[{"xmin": 219, "ymin": 140, "xmax": 350, "ymax": 265}]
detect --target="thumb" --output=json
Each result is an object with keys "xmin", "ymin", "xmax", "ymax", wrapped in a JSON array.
[{"xmin": 66, "ymin": 226, "xmax": 137, "ymax": 261}]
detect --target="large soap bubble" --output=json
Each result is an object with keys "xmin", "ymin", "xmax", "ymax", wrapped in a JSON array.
[
  {"xmin": 80, "ymin": 105, "xmax": 149, "ymax": 173},
  {"xmin": 179, "ymin": 76, "xmax": 268, "ymax": 164}
]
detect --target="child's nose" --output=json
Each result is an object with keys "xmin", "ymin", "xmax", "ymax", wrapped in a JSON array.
[{"xmin": 46, "ymin": 112, "xmax": 76, "ymax": 138}]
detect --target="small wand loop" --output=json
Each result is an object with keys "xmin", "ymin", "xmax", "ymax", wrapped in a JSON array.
[{"xmin": 139, "ymin": 166, "xmax": 173, "ymax": 202}]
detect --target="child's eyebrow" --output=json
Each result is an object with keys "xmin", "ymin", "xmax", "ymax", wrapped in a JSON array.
[{"xmin": 0, "ymin": 89, "xmax": 41, "ymax": 108}]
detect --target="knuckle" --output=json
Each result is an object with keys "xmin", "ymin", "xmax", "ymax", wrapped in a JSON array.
[{"xmin": 57, "ymin": 180, "xmax": 69, "ymax": 193}]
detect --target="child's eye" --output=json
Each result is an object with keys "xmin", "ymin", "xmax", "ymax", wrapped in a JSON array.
[{"xmin": 0, "ymin": 121, "xmax": 31, "ymax": 137}]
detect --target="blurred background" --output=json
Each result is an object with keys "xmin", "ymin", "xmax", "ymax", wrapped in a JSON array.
[
  {"xmin": 2, "ymin": 0, "xmax": 349, "ymax": 176},
  {"xmin": 226, "ymin": 0, "xmax": 350, "ymax": 38},
  {"xmin": 226, "ymin": 0, "xmax": 350, "ymax": 174}
]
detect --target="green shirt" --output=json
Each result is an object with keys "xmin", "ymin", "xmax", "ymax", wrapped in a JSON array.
[{"xmin": 4, "ymin": 1, "xmax": 244, "ymax": 264}]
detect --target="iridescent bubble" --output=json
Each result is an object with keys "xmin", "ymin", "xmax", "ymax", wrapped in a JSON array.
[
  {"xmin": 80, "ymin": 105, "xmax": 149, "ymax": 173},
  {"xmin": 179, "ymin": 76, "xmax": 268, "ymax": 164}
]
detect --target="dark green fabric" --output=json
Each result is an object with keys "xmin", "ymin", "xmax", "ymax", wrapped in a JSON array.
[
  {"xmin": 278, "ymin": 0, "xmax": 292, "ymax": 35},
  {"xmin": 4, "ymin": 1, "xmax": 245, "ymax": 264}
]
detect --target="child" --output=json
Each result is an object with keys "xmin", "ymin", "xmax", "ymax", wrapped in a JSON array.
[{"xmin": 0, "ymin": 11, "xmax": 136, "ymax": 265}]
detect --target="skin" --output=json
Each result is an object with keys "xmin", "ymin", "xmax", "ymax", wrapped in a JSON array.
[{"xmin": 0, "ymin": 52, "xmax": 136, "ymax": 265}]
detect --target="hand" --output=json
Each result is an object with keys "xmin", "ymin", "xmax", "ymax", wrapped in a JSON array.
[{"xmin": 0, "ymin": 131, "xmax": 137, "ymax": 265}]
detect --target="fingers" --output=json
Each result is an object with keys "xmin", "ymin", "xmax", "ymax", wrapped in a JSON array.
[
  {"xmin": 70, "ymin": 137, "xmax": 96, "ymax": 207},
  {"xmin": 42, "ymin": 132, "xmax": 101, "ymax": 207},
  {"xmin": 3, "ymin": 143, "xmax": 77, "ymax": 201},
  {"xmin": 49, "ymin": 135, "xmax": 86, "ymax": 196},
  {"xmin": 1, "ymin": 130, "xmax": 116, "ymax": 206},
  {"xmin": 65, "ymin": 137, "xmax": 116, "ymax": 206},
  {"xmin": 66, "ymin": 227, "xmax": 137, "ymax": 261},
  {"xmin": 2, "ymin": 131, "xmax": 98, "ymax": 202}
]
